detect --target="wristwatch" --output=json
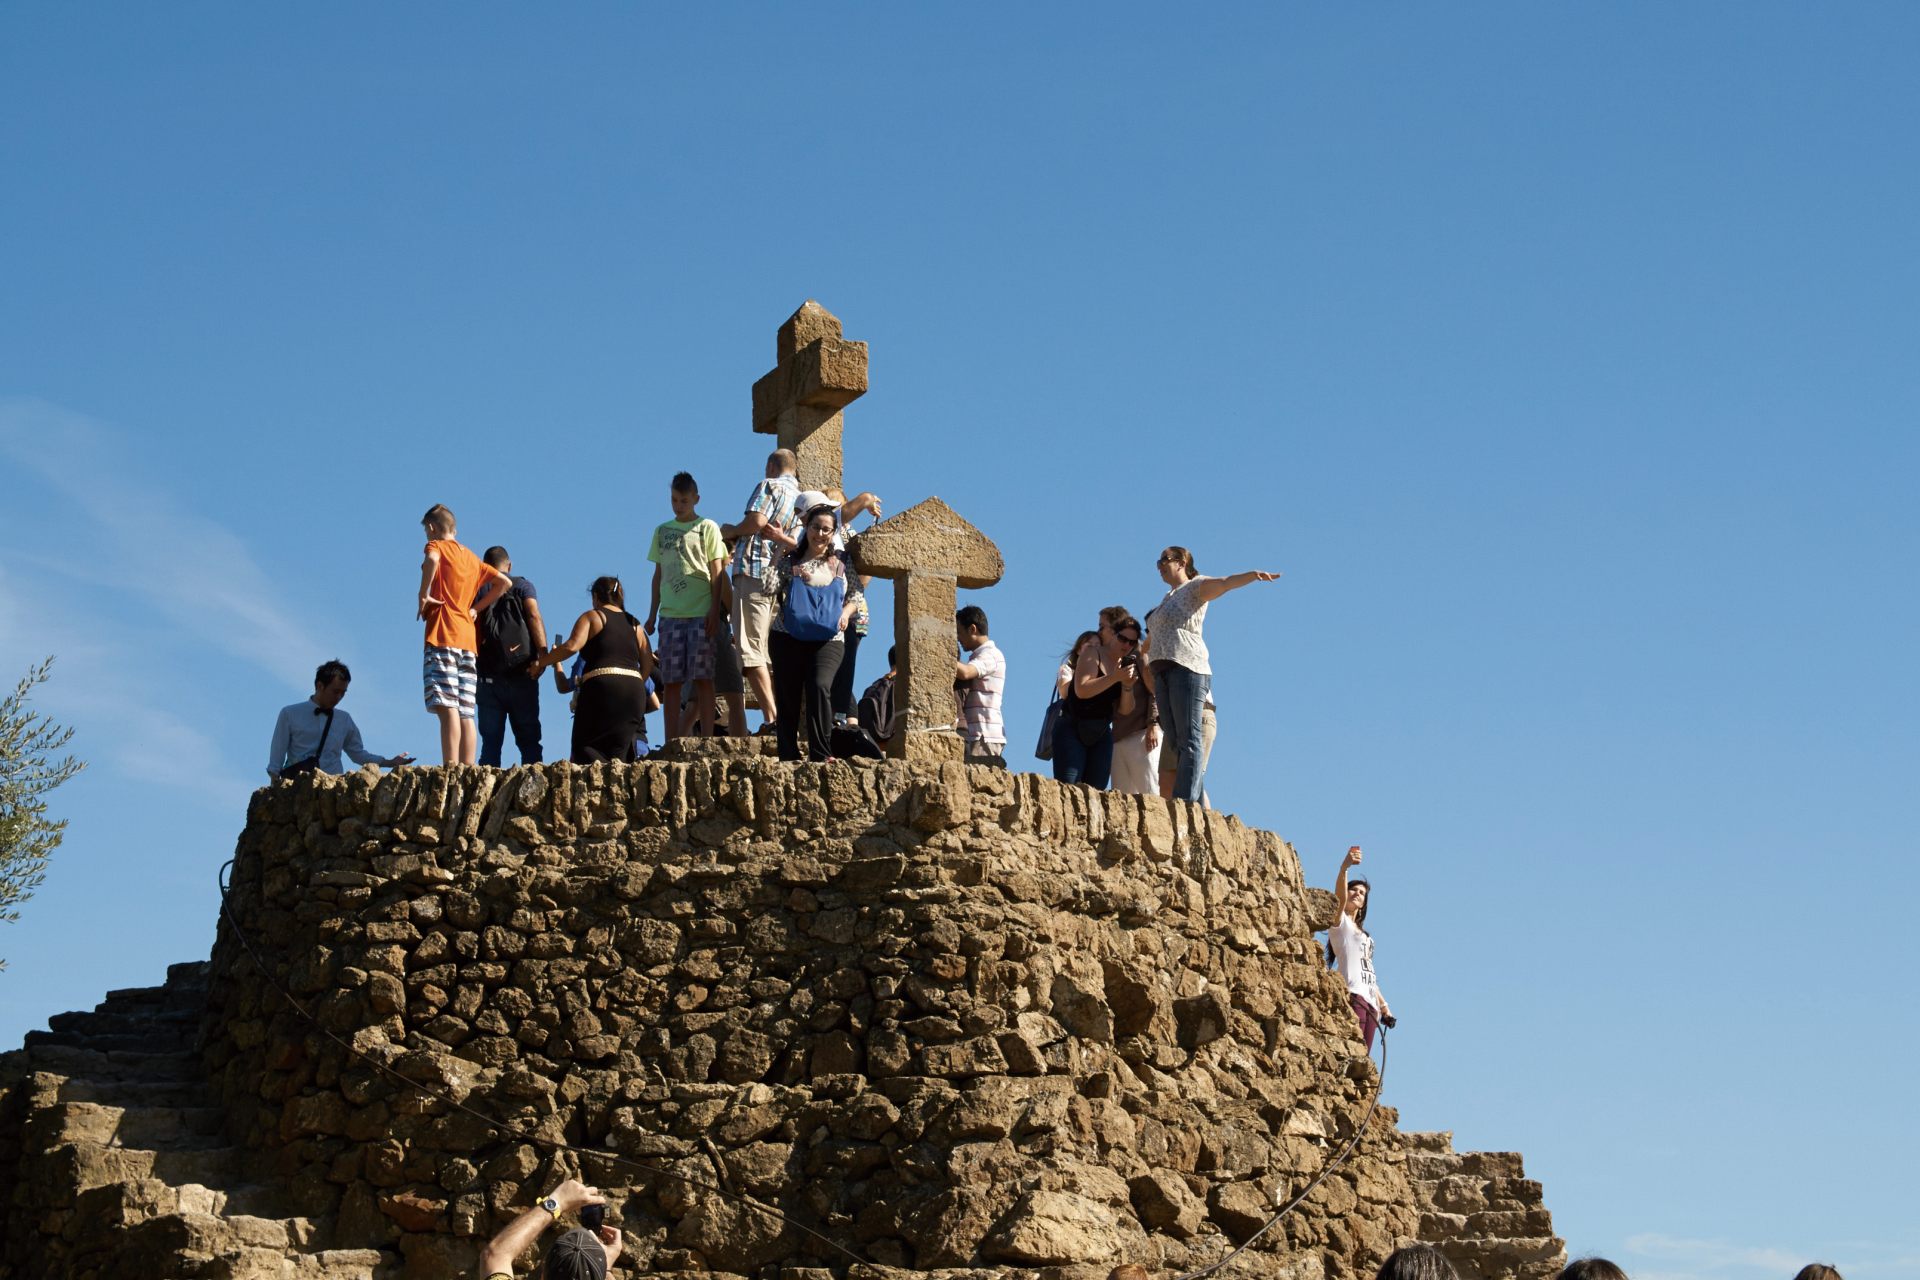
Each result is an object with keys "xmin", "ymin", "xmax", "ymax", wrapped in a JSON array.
[{"xmin": 537, "ymin": 1195, "xmax": 561, "ymax": 1218}]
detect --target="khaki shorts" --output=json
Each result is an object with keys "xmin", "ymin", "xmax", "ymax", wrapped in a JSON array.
[{"xmin": 731, "ymin": 571, "xmax": 779, "ymax": 669}]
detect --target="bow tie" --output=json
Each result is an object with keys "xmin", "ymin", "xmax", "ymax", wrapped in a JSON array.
[{"xmin": 314, "ymin": 707, "xmax": 329, "ymax": 716}]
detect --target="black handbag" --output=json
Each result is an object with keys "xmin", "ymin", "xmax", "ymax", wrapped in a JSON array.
[
  {"xmin": 1034, "ymin": 684, "xmax": 1064, "ymax": 761},
  {"xmin": 281, "ymin": 707, "xmax": 335, "ymax": 778}
]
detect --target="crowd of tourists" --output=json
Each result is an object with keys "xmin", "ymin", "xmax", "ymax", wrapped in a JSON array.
[
  {"xmin": 264, "ymin": 447, "xmax": 1277, "ymax": 806},
  {"xmin": 265, "ymin": 451, "xmax": 907, "ymax": 775}
]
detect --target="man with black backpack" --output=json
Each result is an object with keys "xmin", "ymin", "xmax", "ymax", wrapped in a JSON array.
[{"xmin": 477, "ymin": 546, "xmax": 549, "ymax": 766}]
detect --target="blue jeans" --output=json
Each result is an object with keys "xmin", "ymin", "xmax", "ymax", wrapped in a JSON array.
[
  {"xmin": 1052, "ymin": 714, "xmax": 1114, "ymax": 789},
  {"xmin": 1154, "ymin": 663, "xmax": 1210, "ymax": 802},
  {"xmin": 477, "ymin": 673, "xmax": 543, "ymax": 766}
]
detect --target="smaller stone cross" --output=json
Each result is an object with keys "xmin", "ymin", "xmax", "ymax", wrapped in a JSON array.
[
  {"xmin": 751, "ymin": 300, "xmax": 868, "ymax": 494},
  {"xmin": 850, "ymin": 497, "xmax": 1005, "ymax": 761}
]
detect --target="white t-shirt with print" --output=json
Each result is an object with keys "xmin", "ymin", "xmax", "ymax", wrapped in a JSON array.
[{"xmin": 1329, "ymin": 913, "xmax": 1383, "ymax": 1011}]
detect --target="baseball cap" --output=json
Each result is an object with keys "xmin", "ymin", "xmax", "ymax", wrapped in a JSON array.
[{"xmin": 544, "ymin": 1228, "xmax": 607, "ymax": 1280}]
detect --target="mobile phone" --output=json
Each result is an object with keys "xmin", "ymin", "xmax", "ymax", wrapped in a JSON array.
[{"xmin": 580, "ymin": 1203, "xmax": 606, "ymax": 1231}]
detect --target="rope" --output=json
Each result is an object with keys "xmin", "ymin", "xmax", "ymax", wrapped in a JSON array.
[{"xmin": 215, "ymin": 857, "xmax": 869, "ymax": 1266}]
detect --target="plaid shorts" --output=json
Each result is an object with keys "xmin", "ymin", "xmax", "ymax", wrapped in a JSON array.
[
  {"xmin": 423, "ymin": 645, "xmax": 478, "ymax": 720},
  {"xmin": 656, "ymin": 616, "xmax": 717, "ymax": 685}
]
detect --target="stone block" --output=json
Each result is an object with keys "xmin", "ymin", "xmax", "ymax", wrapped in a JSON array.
[
  {"xmin": 1127, "ymin": 1169, "xmax": 1205, "ymax": 1238},
  {"xmin": 752, "ymin": 337, "xmax": 869, "ymax": 433},
  {"xmin": 776, "ymin": 299, "xmax": 843, "ymax": 360},
  {"xmin": 851, "ymin": 498, "xmax": 1005, "ymax": 589},
  {"xmin": 980, "ymin": 1189, "xmax": 1137, "ymax": 1266}
]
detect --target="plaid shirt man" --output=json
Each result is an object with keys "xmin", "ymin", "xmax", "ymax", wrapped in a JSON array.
[{"xmin": 730, "ymin": 474, "xmax": 800, "ymax": 582}]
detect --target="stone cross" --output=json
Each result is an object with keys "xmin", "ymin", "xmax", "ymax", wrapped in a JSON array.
[
  {"xmin": 851, "ymin": 497, "xmax": 1005, "ymax": 761},
  {"xmin": 751, "ymin": 300, "xmax": 868, "ymax": 493}
]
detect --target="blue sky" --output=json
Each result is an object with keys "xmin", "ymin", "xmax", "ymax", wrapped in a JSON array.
[{"xmin": 3, "ymin": 6, "xmax": 1917, "ymax": 1278}]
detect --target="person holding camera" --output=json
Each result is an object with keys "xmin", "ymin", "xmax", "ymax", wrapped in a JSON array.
[
  {"xmin": 1328, "ymin": 845, "xmax": 1393, "ymax": 1050},
  {"xmin": 1050, "ymin": 605, "xmax": 1140, "ymax": 789},
  {"xmin": 480, "ymin": 1177, "xmax": 623, "ymax": 1280}
]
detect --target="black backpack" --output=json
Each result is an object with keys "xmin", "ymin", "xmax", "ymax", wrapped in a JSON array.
[{"xmin": 477, "ymin": 580, "xmax": 534, "ymax": 676}]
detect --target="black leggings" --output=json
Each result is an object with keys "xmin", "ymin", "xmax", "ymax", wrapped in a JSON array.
[{"xmin": 770, "ymin": 630, "xmax": 844, "ymax": 761}]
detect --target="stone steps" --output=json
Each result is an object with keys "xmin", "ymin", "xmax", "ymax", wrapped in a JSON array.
[
  {"xmin": 1, "ymin": 963, "xmax": 400, "ymax": 1280},
  {"xmin": 1400, "ymin": 1131, "xmax": 1565, "ymax": 1280}
]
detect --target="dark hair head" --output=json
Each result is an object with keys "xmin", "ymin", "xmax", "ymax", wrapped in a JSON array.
[
  {"xmin": 802, "ymin": 502, "xmax": 838, "ymax": 528},
  {"xmin": 313, "ymin": 659, "xmax": 351, "ymax": 689},
  {"xmin": 590, "ymin": 576, "xmax": 624, "ymax": 607},
  {"xmin": 956, "ymin": 605, "xmax": 989, "ymax": 635},
  {"xmin": 1065, "ymin": 630, "xmax": 1099, "ymax": 668},
  {"xmin": 1558, "ymin": 1262, "xmax": 1629, "ymax": 1280},
  {"xmin": 887, "ymin": 645, "xmax": 897, "ymax": 667},
  {"xmin": 543, "ymin": 1226, "xmax": 608, "ymax": 1280},
  {"xmin": 1098, "ymin": 605, "xmax": 1139, "ymax": 637},
  {"xmin": 422, "ymin": 503, "xmax": 455, "ymax": 535},
  {"xmin": 1790, "ymin": 1267, "xmax": 1842, "ymax": 1280},
  {"xmin": 671, "ymin": 471, "xmax": 698, "ymax": 494},
  {"xmin": 1108, "ymin": 1267, "xmax": 1150, "ymax": 1280},
  {"xmin": 483, "ymin": 545, "xmax": 510, "ymax": 570},
  {"xmin": 1375, "ymin": 1245, "xmax": 1459, "ymax": 1280},
  {"xmin": 1327, "ymin": 876, "xmax": 1371, "ymax": 967},
  {"xmin": 1159, "ymin": 545, "xmax": 1197, "ymax": 576}
]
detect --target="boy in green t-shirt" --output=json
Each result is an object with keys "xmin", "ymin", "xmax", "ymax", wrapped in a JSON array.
[{"xmin": 647, "ymin": 471, "xmax": 729, "ymax": 740}]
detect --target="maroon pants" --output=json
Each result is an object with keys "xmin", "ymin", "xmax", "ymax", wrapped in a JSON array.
[{"xmin": 1350, "ymin": 993, "xmax": 1379, "ymax": 1051}]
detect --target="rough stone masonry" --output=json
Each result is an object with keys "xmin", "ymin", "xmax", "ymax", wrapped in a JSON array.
[{"xmin": 0, "ymin": 755, "xmax": 1565, "ymax": 1280}]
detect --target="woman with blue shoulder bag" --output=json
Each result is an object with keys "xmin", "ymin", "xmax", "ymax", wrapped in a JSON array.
[{"xmin": 770, "ymin": 503, "xmax": 865, "ymax": 761}]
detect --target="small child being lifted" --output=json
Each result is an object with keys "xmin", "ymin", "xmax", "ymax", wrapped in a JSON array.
[{"xmin": 1328, "ymin": 845, "xmax": 1393, "ymax": 1050}]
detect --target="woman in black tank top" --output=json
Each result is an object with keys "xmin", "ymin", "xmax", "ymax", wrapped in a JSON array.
[
  {"xmin": 527, "ymin": 576, "xmax": 653, "ymax": 763},
  {"xmin": 1051, "ymin": 605, "xmax": 1141, "ymax": 789}
]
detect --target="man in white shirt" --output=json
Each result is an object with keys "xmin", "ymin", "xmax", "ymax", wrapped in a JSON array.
[
  {"xmin": 266, "ymin": 660, "xmax": 411, "ymax": 780},
  {"xmin": 954, "ymin": 606, "xmax": 1007, "ymax": 766}
]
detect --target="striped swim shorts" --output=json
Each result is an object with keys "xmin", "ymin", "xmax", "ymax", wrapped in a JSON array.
[{"xmin": 423, "ymin": 645, "xmax": 479, "ymax": 720}]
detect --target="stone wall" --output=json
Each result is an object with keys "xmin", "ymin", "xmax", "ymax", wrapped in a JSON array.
[{"xmin": 3, "ymin": 756, "xmax": 1566, "ymax": 1280}]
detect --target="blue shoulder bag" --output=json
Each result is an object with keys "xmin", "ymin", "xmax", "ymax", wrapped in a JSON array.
[{"xmin": 781, "ymin": 559, "xmax": 846, "ymax": 642}]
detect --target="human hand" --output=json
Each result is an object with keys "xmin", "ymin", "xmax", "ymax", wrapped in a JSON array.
[
  {"xmin": 598, "ymin": 1226, "xmax": 624, "ymax": 1267},
  {"xmin": 551, "ymin": 1178, "xmax": 605, "ymax": 1215},
  {"xmin": 1253, "ymin": 571, "xmax": 1281, "ymax": 583},
  {"xmin": 388, "ymin": 754, "xmax": 414, "ymax": 768},
  {"xmin": 1343, "ymin": 845, "xmax": 1362, "ymax": 867},
  {"xmin": 644, "ymin": 614, "xmax": 657, "ymax": 635},
  {"xmin": 1145, "ymin": 725, "xmax": 1160, "ymax": 750},
  {"xmin": 705, "ymin": 611, "xmax": 721, "ymax": 638}
]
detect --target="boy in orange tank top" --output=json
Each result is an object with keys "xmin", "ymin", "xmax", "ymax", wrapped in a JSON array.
[{"xmin": 417, "ymin": 503, "xmax": 512, "ymax": 765}]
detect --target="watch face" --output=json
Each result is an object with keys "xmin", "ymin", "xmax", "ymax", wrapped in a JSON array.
[{"xmin": 541, "ymin": 1198, "xmax": 560, "ymax": 1214}]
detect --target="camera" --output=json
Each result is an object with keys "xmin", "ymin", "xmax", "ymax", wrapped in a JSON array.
[{"xmin": 580, "ymin": 1203, "xmax": 606, "ymax": 1232}]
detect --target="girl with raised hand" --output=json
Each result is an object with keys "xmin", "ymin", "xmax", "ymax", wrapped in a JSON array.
[{"xmin": 1329, "ymin": 844, "xmax": 1392, "ymax": 1050}]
